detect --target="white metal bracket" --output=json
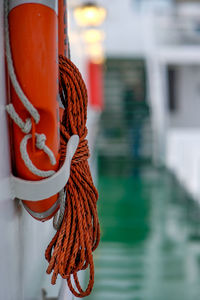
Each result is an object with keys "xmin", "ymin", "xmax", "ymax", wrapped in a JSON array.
[{"xmin": 10, "ymin": 135, "xmax": 79, "ymax": 201}]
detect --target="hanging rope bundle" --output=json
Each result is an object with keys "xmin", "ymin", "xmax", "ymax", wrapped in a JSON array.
[{"xmin": 45, "ymin": 55, "xmax": 100, "ymax": 298}]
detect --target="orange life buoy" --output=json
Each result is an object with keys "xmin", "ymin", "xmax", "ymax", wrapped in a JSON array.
[{"xmin": 6, "ymin": 0, "xmax": 60, "ymax": 221}]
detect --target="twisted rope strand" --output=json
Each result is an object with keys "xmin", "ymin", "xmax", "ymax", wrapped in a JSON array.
[{"xmin": 45, "ymin": 55, "xmax": 100, "ymax": 297}]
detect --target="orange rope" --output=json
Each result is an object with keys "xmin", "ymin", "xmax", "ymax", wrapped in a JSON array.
[{"xmin": 45, "ymin": 55, "xmax": 100, "ymax": 298}]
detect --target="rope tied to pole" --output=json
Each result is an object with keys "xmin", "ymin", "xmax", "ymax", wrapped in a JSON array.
[{"xmin": 45, "ymin": 55, "xmax": 100, "ymax": 298}]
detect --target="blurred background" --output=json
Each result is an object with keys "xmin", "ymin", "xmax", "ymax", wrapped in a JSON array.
[
  {"xmin": 2, "ymin": 0, "xmax": 200, "ymax": 299},
  {"xmin": 68, "ymin": 0, "xmax": 200, "ymax": 299}
]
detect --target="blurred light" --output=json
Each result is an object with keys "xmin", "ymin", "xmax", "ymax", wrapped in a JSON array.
[
  {"xmin": 82, "ymin": 29, "xmax": 105, "ymax": 43},
  {"xmin": 90, "ymin": 56, "xmax": 105, "ymax": 64},
  {"xmin": 74, "ymin": 2, "xmax": 107, "ymax": 27},
  {"xmin": 86, "ymin": 43, "xmax": 105, "ymax": 63}
]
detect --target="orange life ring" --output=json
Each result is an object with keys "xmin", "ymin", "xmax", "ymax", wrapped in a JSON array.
[{"xmin": 6, "ymin": 0, "xmax": 60, "ymax": 221}]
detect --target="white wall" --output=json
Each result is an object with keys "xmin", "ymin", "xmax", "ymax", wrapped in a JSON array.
[
  {"xmin": 170, "ymin": 65, "xmax": 200, "ymax": 128},
  {"xmin": 166, "ymin": 129, "xmax": 200, "ymax": 203},
  {"xmin": 0, "ymin": 1, "xmax": 22, "ymax": 297},
  {"xmin": 102, "ymin": 0, "xmax": 144, "ymax": 57},
  {"xmin": 166, "ymin": 65, "xmax": 200, "ymax": 202}
]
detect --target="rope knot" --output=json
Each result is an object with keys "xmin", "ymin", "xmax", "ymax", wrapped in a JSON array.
[
  {"xmin": 22, "ymin": 118, "xmax": 32, "ymax": 134},
  {"xmin": 36, "ymin": 133, "xmax": 46, "ymax": 150},
  {"xmin": 35, "ymin": 134, "xmax": 56, "ymax": 166},
  {"xmin": 6, "ymin": 104, "xmax": 32, "ymax": 134}
]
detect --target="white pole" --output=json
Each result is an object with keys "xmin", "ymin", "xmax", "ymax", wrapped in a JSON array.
[{"xmin": 58, "ymin": 279, "xmax": 74, "ymax": 300}]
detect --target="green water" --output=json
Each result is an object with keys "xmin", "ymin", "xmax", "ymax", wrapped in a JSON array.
[{"xmin": 87, "ymin": 166, "xmax": 200, "ymax": 300}]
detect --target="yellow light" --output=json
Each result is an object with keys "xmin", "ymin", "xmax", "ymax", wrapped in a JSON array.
[
  {"xmin": 88, "ymin": 44, "xmax": 103, "ymax": 56},
  {"xmin": 74, "ymin": 3, "xmax": 107, "ymax": 27},
  {"xmin": 86, "ymin": 43, "xmax": 105, "ymax": 63},
  {"xmin": 82, "ymin": 29, "xmax": 105, "ymax": 43},
  {"xmin": 90, "ymin": 56, "xmax": 105, "ymax": 64}
]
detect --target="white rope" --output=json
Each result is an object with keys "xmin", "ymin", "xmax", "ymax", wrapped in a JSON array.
[
  {"xmin": 4, "ymin": 0, "xmax": 40, "ymax": 123},
  {"xmin": 20, "ymin": 134, "xmax": 56, "ymax": 178},
  {"xmin": 53, "ymin": 189, "xmax": 66, "ymax": 230},
  {"xmin": 36, "ymin": 134, "xmax": 56, "ymax": 165},
  {"xmin": 6, "ymin": 104, "xmax": 32, "ymax": 133}
]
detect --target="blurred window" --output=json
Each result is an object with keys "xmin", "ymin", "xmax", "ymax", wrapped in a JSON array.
[{"xmin": 167, "ymin": 66, "xmax": 177, "ymax": 112}]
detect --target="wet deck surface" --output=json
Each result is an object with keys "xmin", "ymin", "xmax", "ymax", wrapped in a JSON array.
[{"xmin": 87, "ymin": 166, "xmax": 200, "ymax": 300}]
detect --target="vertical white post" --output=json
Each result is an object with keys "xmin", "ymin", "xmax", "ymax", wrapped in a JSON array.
[
  {"xmin": 58, "ymin": 280, "xmax": 74, "ymax": 300},
  {"xmin": 142, "ymin": 12, "xmax": 169, "ymax": 165},
  {"xmin": 147, "ymin": 58, "xmax": 168, "ymax": 165}
]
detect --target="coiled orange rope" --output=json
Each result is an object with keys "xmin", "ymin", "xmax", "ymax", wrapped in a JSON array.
[{"xmin": 45, "ymin": 55, "xmax": 100, "ymax": 298}]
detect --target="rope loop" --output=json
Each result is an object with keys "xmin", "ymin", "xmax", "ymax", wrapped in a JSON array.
[
  {"xmin": 6, "ymin": 104, "xmax": 32, "ymax": 134},
  {"xmin": 23, "ymin": 119, "xmax": 32, "ymax": 134},
  {"xmin": 20, "ymin": 134, "xmax": 56, "ymax": 178},
  {"xmin": 53, "ymin": 189, "xmax": 66, "ymax": 230}
]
